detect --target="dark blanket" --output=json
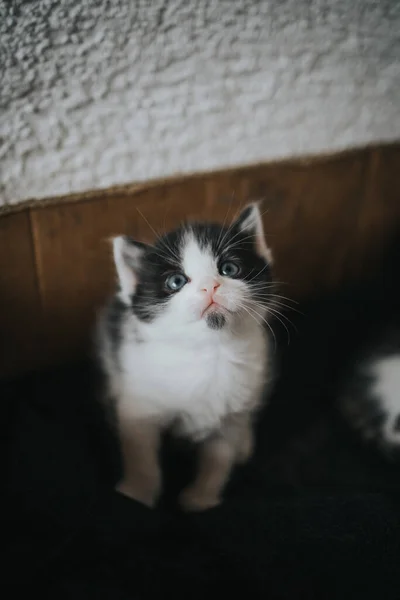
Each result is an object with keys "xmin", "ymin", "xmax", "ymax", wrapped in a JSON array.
[{"xmin": 3, "ymin": 246, "xmax": 400, "ymax": 599}]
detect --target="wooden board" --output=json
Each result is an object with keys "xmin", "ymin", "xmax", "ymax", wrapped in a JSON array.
[
  {"xmin": 0, "ymin": 212, "xmax": 42, "ymax": 374},
  {"xmin": 1, "ymin": 144, "xmax": 399, "ymax": 377}
]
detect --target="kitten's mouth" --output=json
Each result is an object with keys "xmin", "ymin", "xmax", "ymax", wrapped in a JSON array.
[
  {"xmin": 202, "ymin": 300, "xmax": 222, "ymax": 317},
  {"xmin": 202, "ymin": 300, "xmax": 232, "ymax": 319}
]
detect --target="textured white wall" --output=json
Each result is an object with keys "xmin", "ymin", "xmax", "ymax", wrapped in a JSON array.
[{"xmin": 0, "ymin": 0, "xmax": 399, "ymax": 206}]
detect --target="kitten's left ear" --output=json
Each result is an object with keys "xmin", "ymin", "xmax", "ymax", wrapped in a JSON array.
[
  {"xmin": 112, "ymin": 236, "xmax": 148, "ymax": 304},
  {"xmin": 233, "ymin": 203, "xmax": 273, "ymax": 264}
]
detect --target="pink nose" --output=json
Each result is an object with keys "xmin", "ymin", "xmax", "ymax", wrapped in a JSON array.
[{"xmin": 201, "ymin": 280, "xmax": 220, "ymax": 295}]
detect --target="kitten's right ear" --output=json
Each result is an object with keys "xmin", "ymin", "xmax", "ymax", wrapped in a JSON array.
[
  {"xmin": 232, "ymin": 202, "xmax": 273, "ymax": 264},
  {"xmin": 113, "ymin": 236, "xmax": 147, "ymax": 304}
]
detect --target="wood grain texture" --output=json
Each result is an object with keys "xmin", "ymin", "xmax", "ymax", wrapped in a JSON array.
[
  {"xmin": 0, "ymin": 212, "xmax": 42, "ymax": 375},
  {"xmin": 1, "ymin": 145, "xmax": 399, "ymax": 376}
]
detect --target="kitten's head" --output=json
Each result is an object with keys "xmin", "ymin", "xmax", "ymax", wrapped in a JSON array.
[{"xmin": 113, "ymin": 203, "xmax": 273, "ymax": 333}]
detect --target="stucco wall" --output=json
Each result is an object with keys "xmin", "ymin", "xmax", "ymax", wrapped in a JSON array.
[{"xmin": 1, "ymin": 0, "xmax": 399, "ymax": 206}]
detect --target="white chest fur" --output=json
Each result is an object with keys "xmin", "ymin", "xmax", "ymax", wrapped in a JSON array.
[{"xmin": 115, "ymin": 320, "xmax": 269, "ymax": 438}]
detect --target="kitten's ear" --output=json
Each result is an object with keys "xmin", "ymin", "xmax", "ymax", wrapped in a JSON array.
[
  {"xmin": 233, "ymin": 203, "xmax": 273, "ymax": 264},
  {"xmin": 113, "ymin": 236, "xmax": 147, "ymax": 303}
]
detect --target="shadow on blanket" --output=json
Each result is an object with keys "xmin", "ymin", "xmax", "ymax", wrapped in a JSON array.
[{"xmin": 3, "ymin": 237, "xmax": 400, "ymax": 600}]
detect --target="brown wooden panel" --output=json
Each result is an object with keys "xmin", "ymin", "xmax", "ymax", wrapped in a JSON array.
[
  {"xmin": 199, "ymin": 150, "xmax": 399, "ymax": 298},
  {"xmin": 27, "ymin": 147, "xmax": 383, "ymax": 370},
  {"xmin": 353, "ymin": 146, "xmax": 400, "ymax": 264},
  {"xmin": 242, "ymin": 153, "xmax": 369, "ymax": 297},
  {"xmin": 203, "ymin": 153, "xmax": 369, "ymax": 297},
  {"xmin": 133, "ymin": 177, "xmax": 209, "ymax": 241},
  {"xmin": 0, "ymin": 212, "xmax": 42, "ymax": 375},
  {"xmin": 2, "ymin": 143, "xmax": 399, "ymax": 376}
]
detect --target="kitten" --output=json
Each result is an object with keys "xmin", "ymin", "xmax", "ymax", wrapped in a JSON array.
[
  {"xmin": 96, "ymin": 203, "xmax": 275, "ymax": 511},
  {"xmin": 338, "ymin": 323, "xmax": 400, "ymax": 458}
]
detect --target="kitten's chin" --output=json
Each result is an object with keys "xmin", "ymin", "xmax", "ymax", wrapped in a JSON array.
[
  {"xmin": 201, "ymin": 302, "xmax": 229, "ymax": 330},
  {"xmin": 205, "ymin": 311, "xmax": 226, "ymax": 330}
]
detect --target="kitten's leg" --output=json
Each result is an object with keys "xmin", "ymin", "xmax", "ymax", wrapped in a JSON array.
[
  {"xmin": 179, "ymin": 435, "xmax": 234, "ymax": 512},
  {"xmin": 235, "ymin": 416, "xmax": 254, "ymax": 464},
  {"xmin": 116, "ymin": 419, "xmax": 161, "ymax": 508},
  {"xmin": 179, "ymin": 414, "xmax": 254, "ymax": 512}
]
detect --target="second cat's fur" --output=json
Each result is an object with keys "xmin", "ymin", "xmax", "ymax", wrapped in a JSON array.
[
  {"xmin": 339, "ymin": 323, "xmax": 400, "ymax": 457},
  {"xmin": 96, "ymin": 203, "xmax": 275, "ymax": 511}
]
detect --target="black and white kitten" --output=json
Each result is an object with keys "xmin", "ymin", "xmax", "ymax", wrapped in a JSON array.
[
  {"xmin": 339, "ymin": 324, "xmax": 400, "ymax": 457},
  {"xmin": 96, "ymin": 203, "xmax": 275, "ymax": 511}
]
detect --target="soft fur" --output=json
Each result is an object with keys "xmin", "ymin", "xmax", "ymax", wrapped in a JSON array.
[
  {"xmin": 96, "ymin": 203, "xmax": 275, "ymax": 511},
  {"xmin": 339, "ymin": 324, "xmax": 400, "ymax": 457}
]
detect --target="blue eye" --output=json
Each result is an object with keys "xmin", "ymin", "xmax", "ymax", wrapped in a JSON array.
[
  {"xmin": 219, "ymin": 261, "xmax": 240, "ymax": 277},
  {"xmin": 165, "ymin": 273, "xmax": 188, "ymax": 292}
]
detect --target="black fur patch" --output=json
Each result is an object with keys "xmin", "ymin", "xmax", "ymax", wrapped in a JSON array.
[
  {"xmin": 189, "ymin": 223, "xmax": 228, "ymax": 254},
  {"xmin": 132, "ymin": 228, "xmax": 186, "ymax": 322},
  {"xmin": 206, "ymin": 312, "xmax": 226, "ymax": 330}
]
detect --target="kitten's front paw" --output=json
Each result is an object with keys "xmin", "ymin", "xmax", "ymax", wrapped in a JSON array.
[
  {"xmin": 179, "ymin": 487, "xmax": 221, "ymax": 512},
  {"xmin": 116, "ymin": 479, "xmax": 158, "ymax": 508},
  {"xmin": 236, "ymin": 430, "xmax": 254, "ymax": 464}
]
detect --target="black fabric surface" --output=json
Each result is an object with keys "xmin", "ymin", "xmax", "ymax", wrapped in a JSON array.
[{"xmin": 3, "ymin": 242, "xmax": 400, "ymax": 599}]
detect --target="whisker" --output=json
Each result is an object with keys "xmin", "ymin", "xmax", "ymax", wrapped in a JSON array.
[
  {"xmin": 135, "ymin": 207, "xmax": 181, "ymax": 265},
  {"xmin": 268, "ymin": 293, "xmax": 298, "ymax": 304},
  {"xmin": 249, "ymin": 295, "xmax": 302, "ymax": 314},
  {"xmin": 237, "ymin": 301, "xmax": 277, "ymax": 352},
  {"xmin": 136, "ymin": 207, "xmax": 161, "ymax": 242},
  {"xmin": 264, "ymin": 306, "xmax": 298, "ymax": 336},
  {"xmin": 266, "ymin": 307, "xmax": 291, "ymax": 344},
  {"xmin": 247, "ymin": 294, "xmax": 299, "ymax": 312},
  {"xmin": 251, "ymin": 311, "xmax": 277, "ymax": 353},
  {"xmin": 152, "ymin": 247, "xmax": 179, "ymax": 263},
  {"xmin": 216, "ymin": 191, "xmax": 235, "ymax": 250},
  {"xmin": 243, "ymin": 282, "xmax": 276, "ymax": 291},
  {"xmin": 249, "ymin": 296, "xmax": 296, "ymax": 312},
  {"xmin": 149, "ymin": 248, "xmax": 181, "ymax": 267},
  {"xmin": 247, "ymin": 288, "xmax": 299, "ymax": 304},
  {"xmin": 216, "ymin": 196, "xmax": 246, "ymax": 252},
  {"xmin": 245, "ymin": 280, "xmax": 288, "ymax": 289},
  {"xmin": 159, "ymin": 232, "xmax": 182, "ymax": 264},
  {"xmin": 246, "ymin": 296, "xmax": 299, "ymax": 332},
  {"xmin": 159, "ymin": 209, "xmax": 183, "ymax": 265},
  {"xmin": 222, "ymin": 232, "xmax": 259, "ymax": 254},
  {"xmin": 217, "ymin": 198, "xmax": 262, "ymax": 250},
  {"xmin": 244, "ymin": 263, "xmax": 271, "ymax": 284},
  {"xmin": 217, "ymin": 220, "xmax": 241, "ymax": 253},
  {"xmin": 267, "ymin": 300, "xmax": 303, "ymax": 316},
  {"xmin": 160, "ymin": 241, "xmax": 181, "ymax": 265}
]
